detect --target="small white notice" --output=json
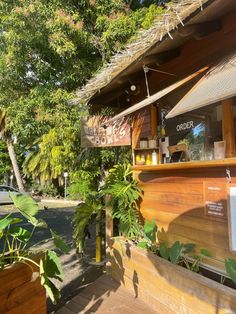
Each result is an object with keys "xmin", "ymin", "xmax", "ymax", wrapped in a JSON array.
[{"xmin": 228, "ymin": 187, "xmax": 236, "ymax": 252}]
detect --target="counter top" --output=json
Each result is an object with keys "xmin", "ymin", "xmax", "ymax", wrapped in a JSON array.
[{"xmin": 132, "ymin": 158, "xmax": 236, "ymax": 171}]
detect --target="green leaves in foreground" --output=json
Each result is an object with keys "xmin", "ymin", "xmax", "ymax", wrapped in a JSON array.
[
  {"xmin": 40, "ymin": 250, "xmax": 64, "ymax": 304},
  {"xmin": 0, "ymin": 192, "xmax": 70, "ymax": 304},
  {"xmin": 9, "ymin": 192, "xmax": 47, "ymax": 228},
  {"xmin": 51, "ymin": 230, "xmax": 71, "ymax": 254},
  {"xmin": 225, "ymin": 258, "xmax": 236, "ymax": 284}
]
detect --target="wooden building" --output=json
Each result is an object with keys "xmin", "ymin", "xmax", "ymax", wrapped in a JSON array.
[{"xmin": 73, "ymin": 0, "xmax": 236, "ymax": 278}]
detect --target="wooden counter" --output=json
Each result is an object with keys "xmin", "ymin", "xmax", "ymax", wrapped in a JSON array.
[{"xmin": 132, "ymin": 158, "xmax": 236, "ymax": 171}]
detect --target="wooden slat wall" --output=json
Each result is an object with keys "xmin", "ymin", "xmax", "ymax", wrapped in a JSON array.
[{"xmin": 134, "ymin": 167, "xmax": 236, "ymax": 272}]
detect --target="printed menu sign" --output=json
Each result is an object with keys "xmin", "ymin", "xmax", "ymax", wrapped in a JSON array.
[{"xmin": 204, "ymin": 182, "xmax": 227, "ymax": 219}]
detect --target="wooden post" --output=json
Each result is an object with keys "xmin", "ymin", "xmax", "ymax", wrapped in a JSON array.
[
  {"xmin": 222, "ymin": 99, "xmax": 235, "ymax": 158},
  {"xmin": 150, "ymin": 104, "xmax": 157, "ymax": 138}
]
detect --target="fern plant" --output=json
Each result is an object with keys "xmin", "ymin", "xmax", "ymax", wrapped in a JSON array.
[{"xmin": 102, "ymin": 163, "xmax": 143, "ymax": 239}]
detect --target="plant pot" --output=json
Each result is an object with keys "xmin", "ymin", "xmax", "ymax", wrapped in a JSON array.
[
  {"xmin": 108, "ymin": 240, "xmax": 236, "ymax": 314},
  {"xmin": 0, "ymin": 255, "xmax": 46, "ymax": 314}
]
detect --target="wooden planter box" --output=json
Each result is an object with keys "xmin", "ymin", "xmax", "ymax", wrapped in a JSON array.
[
  {"xmin": 108, "ymin": 241, "xmax": 236, "ymax": 314},
  {"xmin": 0, "ymin": 257, "xmax": 46, "ymax": 314}
]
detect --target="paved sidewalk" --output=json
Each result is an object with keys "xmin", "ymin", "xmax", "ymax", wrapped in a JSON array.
[{"xmin": 56, "ymin": 275, "xmax": 156, "ymax": 314}]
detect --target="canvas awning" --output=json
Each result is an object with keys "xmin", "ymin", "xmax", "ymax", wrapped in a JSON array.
[
  {"xmin": 102, "ymin": 67, "xmax": 208, "ymax": 126},
  {"xmin": 166, "ymin": 52, "xmax": 236, "ymax": 119}
]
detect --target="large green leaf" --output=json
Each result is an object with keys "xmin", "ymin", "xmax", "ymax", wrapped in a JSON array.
[
  {"xmin": 10, "ymin": 192, "xmax": 39, "ymax": 217},
  {"xmin": 40, "ymin": 250, "xmax": 64, "ymax": 280},
  {"xmin": 169, "ymin": 241, "xmax": 182, "ymax": 264},
  {"xmin": 144, "ymin": 220, "xmax": 157, "ymax": 243},
  {"xmin": 200, "ymin": 248, "xmax": 212, "ymax": 257},
  {"xmin": 50, "ymin": 230, "xmax": 71, "ymax": 254},
  {"xmin": 0, "ymin": 215, "xmax": 23, "ymax": 232},
  {"xmin": 225, "ymin": 258, "xmax": 236, "ymax": 284},
  {"xmin": 0, "ymin": 214, "xmax": 13, "ymax": 231},
  {"xmin": 40, "ymin": 272, "xmax": 61, "ymax": 304},
  {"xmin": 159, "ymin": 243, "xmax": 169, "ymax": 260},
  {"xmin": 10, "ymin": 226, "xmax": 31, "ymax": 243},
  {"xmin": 182, "ymin": 243, "xmax": 195, "ymax": 254},
  {"xmin": 40, "ymin": 250, "xmax": 63, "ymax": 303},
  {"xmin": 10, "ymin": 192, "xmax": 47, "ymax": 227}
]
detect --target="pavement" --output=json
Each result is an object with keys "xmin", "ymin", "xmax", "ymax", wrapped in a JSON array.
[{"xmin": 0, "ymin": 200, "xmax": 105, "ymax": 313}]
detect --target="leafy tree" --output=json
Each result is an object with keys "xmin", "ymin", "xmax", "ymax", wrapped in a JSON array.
[
  {"xmin": 0, "ymin": 0, "xmax": 166, "ymax": 186},
  {"xmin": 0, "ymin": 141, "xmax": 11, "ymax": 182},
  {"xmin": 0, "ymin": 110, "xmax": 24, "ymax": 191}
]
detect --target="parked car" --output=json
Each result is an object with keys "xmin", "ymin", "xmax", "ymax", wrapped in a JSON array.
[{"xmin": 0, "ymin": 185, "xmax": 21, "ymax": 204}]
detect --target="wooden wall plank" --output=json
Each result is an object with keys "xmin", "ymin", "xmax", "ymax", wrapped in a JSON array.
[{"xmin": 134, "ymin": 164, "xmax": 236, "ymax": 271}]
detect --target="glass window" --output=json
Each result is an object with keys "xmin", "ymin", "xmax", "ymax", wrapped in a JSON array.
[{"xmin": 163, "ymin": 103, "xmax": 222, "ymax": 161}]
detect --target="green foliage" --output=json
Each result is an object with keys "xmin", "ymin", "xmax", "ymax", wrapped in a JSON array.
[
  {"xmin": 144, "ymin": 219, "xmax": 158, "ymax": 243},
  {"xmin": 40, "ymin": 250, "xmax": 64, "ymax": 304},
  {"xmin": 31, "ymin": 183, "xmax": 58, "ymax": 197},
  {"xmin": 0, "ymin": 140, "xmax": 11, "ymax": 181},
  {"xmin": 68, "ymin": 170, "xmax": 98, "ymax": 201},
  {"xmin": 102, "ymin": 163, "xmax": 142, "ymax": 239},
  {"xmin": 0, "ymin": 193, "xmax": 70, "ymax": 304},
  {"xmin": 137, "ymin": 220, "xmax": 158, "ymax": 250},
  {"xmin": 72, "ymin": 193, "xmax": 103, "ymax": 253},
  {"xmin": 0, "ymin": 0, "xmax": 165, "ymax": 186},
  {"xmin": 225, "ymin": 258, "xmax": 236, "ymax": 284}
]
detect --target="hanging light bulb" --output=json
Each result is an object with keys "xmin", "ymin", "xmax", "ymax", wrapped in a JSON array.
[{"xmin": 130, "ymin": 84, "xmax": 137, "ymax": 92}]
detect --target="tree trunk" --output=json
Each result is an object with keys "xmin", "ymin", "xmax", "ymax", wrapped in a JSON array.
[{"xmin": 6, "ymin": 138, "xmax": 25, "ymax": 192}]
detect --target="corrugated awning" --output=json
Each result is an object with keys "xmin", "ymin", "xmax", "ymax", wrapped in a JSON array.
[
  {"xmin": 102, "ymin": 67, "xmax": 208, "ymax": 125},
  {"xmin": 166, "ymin": 52, "xmax": 236, "ymax": 119}
]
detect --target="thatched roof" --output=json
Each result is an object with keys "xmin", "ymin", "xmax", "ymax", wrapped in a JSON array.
[{"xmin": 71, "ymin": 0, "xmax": 210, "ymax": 105}]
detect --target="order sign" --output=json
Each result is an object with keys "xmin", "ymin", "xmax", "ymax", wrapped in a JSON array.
[{"xmin": 204, "ymin": 182, "xmax": 227, "ymax": 219}]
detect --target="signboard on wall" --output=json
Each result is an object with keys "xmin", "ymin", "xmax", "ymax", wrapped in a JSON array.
[
  {"xmin": 203, "ymin": 182, "xmax": 227, "ymax": 219},
  {"xmin": 81, "ymin": 116, "xmax": 131, "ymax": 147}
]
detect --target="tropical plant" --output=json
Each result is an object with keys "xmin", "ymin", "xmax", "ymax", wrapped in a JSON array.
[
  {"xmin": 102, "ymin": 163, "xmax": 143, "ymax": 239},
  {"xmin": 225, "ymin": 258, "xmax": 236, "ymax": 284},
  {"xmin": 72, "ymin": 192, "xmax": 103, "ymax": 255},
  {"xmin": 159, "ymin": 241, "xmax": 196, "ymax": 264},
  {"xmin": 72, "ymin": 163, "xmax": 142, "ymax": 257},
  {"xmin": 136, "ymin": 220, "xmax": 213, "ymax": 274},
  {"xmin": 0, "ymin": 192, "xmax": 70, "ymax": 304},
  {"xmin": 137, "ymin": 220, "xmax": 158, "ymax": 250}
]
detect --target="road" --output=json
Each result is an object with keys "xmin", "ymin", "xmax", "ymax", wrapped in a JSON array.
[{"xmin": 0, "ymin": 200, "xmax": 104, "ymax": 313}]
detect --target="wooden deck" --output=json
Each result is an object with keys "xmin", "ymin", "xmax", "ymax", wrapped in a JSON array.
[{"xmin": 56, "ymin": 274, "xmax": 156, "ymax": 314}]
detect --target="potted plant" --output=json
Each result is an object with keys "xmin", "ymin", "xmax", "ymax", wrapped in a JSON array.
[{"xmin": 0, "ymin": 192, "xmax": 70, "ymax": 313}]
